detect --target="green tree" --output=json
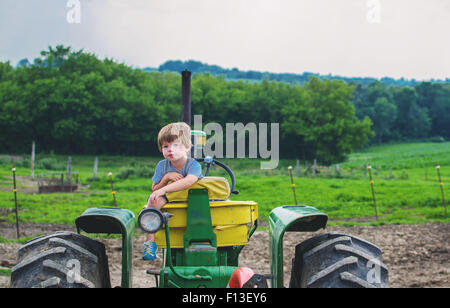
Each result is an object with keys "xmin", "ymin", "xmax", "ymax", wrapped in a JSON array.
[
  {"xmin": 393, "ymin": 87, "xmax": 431, "ymax": 139},
  {"xmin": 372, "ymin": 97, "xmax": 397, "ymax": 143},
  {"xmin": 34, "ymin": 45, "xmax": 71, "ymax": 68},
  {"xmin": 352, "ymin": 81, "xmax": 397, "ymax": 143},
  {"xmin": 281, "ymin": 78, "xmax": 373, "ymax": 164},
  {"xmin": 415, "ymin": 82, "xmax": 450, "ymax": 139}
]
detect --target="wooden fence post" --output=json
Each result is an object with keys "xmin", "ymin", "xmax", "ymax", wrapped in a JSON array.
[
  {"xmin": 108, "ymin": 172, "xmax": 117, "ymax": 207},
  {"xmin": 367, "ymin": 165, "xmax": 379, "ymax": 221},
  {"xmin": 295, "ymin": 159, "xmax": 300, "ymax": 177},
  {"xmin": 436, "ymin": 164, "xmax": 448, "ymax": 219},
  {"xmin": 93, "ymin": 157, "xmax": 98, "ymax": 180},
  {"xmin": 67, "ymin": 156, "xmax": 72, "ymax": 185},
  {"xmin": 31, "ymin": 141, "xmax": 35, "ymax": 180},
  {"xmin": 12, "ymin": 167, "xmax": 20, "ymax": 238},
  {"xmin": 288, "ymin": 166, "xmax": 298, "ymax": 205}
]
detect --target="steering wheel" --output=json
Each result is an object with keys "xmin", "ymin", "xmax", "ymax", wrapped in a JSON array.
[{"xmin": 195, "ymin": 157, "xmax": 239, "ymax": 195}]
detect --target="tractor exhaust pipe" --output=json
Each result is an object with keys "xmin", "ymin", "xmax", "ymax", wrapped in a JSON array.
[
  {"xmin": 181, "ymin": 70, "xmax": 192, "ymax": 126},
  {"xmin": 181, "ymin": 70, "xmax": 195, "ymax": 157}
]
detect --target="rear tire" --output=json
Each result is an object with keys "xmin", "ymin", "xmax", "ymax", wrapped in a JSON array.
[
  {"xmin": 289, "ymin": 232, "xmax": 388, "ymax": 288},
  {"xmin": 10, "ymin": 231, "xmax": 111, "ymax": 288}
]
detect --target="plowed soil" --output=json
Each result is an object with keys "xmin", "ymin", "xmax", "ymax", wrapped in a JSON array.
[{"xmin": 1, "ymin": 222, "xmax": 449, "ymax": 288}]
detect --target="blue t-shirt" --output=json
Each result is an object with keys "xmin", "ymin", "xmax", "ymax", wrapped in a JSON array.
[{"xmin": 152, "ymin": 158, "xmax": 203, "ymax": 184}]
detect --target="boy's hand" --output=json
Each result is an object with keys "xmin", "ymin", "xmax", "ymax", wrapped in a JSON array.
[
  {"xmin": 164, "ymin": 172, "xmax": 184, "ymax": 183},
  {"xmin": 148, "ymin": 189, "xmax": 166, "ymax": 205}
]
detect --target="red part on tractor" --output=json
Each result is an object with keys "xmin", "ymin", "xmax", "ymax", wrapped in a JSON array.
[{"xmin": 227, "ymin": 267, "xmax": 255, "ymax": 288}]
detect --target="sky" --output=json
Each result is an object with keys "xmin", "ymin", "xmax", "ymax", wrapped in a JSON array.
[{"xmin": 0, "ymin": 0, "xmax": 449, "ymax": 80}]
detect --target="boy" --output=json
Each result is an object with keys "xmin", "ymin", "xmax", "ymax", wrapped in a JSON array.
[{"xmin": 142, "ymin": 122, "xmax": 203, "ymax": 260}]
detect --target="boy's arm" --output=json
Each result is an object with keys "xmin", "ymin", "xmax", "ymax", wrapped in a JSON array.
[
  {"xmin": 152, "ymin": 172, "xmax": 184, "ymax": 191},
  {"xmin": 162, "ymin": 174, "xmax": 198, "ymax": 194},
  {"xmin": 152, "ymin": 179, "xmax": 166, "ymax": 191},
  {"xmin": 149, "ymin": 175, "xmax": 198, "ymax": 204}
]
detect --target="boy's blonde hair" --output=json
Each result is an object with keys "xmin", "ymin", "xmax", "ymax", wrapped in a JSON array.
[{"xmin": 157, "ymin": 122, "xmax": 192, "ymax": 152}]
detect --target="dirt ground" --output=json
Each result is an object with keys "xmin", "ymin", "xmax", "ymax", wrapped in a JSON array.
[{"xmin": 0, "ymin": 222, "xmax": 448, "ymax": 288}]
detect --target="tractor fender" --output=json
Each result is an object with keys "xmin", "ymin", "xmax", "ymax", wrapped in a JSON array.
[
  {"xmin": 75, "ymin": 207, "xmax": 135, "ymax": 288},
  {"xmin": 268, "ymin": 205, "xmax": 328, "ymax": 288}
]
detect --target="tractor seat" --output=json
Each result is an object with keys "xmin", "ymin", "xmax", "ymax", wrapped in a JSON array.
[{"xmin": 166, "ymin": 176, "xmax": 230, "ymax": 202}]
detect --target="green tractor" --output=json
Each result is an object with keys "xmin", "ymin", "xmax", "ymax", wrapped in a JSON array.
[
  {"xmin": 10, "ymin": 71, "xmax": 388, "ymax": 288},
  {"xmin": 10, "ymin": 153, "xmax": 388, "ymax": 288}
]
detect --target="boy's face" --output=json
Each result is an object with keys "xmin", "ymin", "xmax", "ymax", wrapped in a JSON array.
[{"xmin": 161, "ymin": 139, "xmax": 190, "ymax": 162}]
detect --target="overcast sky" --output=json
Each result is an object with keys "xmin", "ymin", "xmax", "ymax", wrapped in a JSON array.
[{"xmin": 1, "ymin": 0, "xmax": 449, "ymax": 80}]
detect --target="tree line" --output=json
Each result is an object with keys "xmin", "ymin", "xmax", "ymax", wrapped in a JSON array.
[
  {"xmin": 153, "ymin": 59, "xmax": 450, "ymax": 87},
  {"xmin": 352, "ymin": 81, "xmax": 450, "ymax": 143},
  {"xmin": 0, "ymin": 46, "xmax": 449, "ymax": 164}
]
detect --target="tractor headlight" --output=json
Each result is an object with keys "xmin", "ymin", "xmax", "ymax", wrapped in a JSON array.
[{"xmin": 138, "ymin": 208, "xmax": 164, "ymax": 233}]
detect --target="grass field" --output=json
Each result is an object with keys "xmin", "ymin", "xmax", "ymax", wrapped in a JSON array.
[{"xmin": 0, "ymin": 142, "xmax": 449, "ymax": 238}]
